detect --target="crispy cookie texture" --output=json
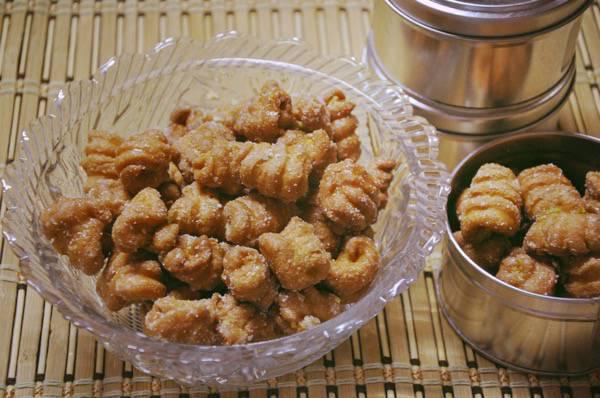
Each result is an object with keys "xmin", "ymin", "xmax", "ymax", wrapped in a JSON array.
[
  {"xmin": 41, "ymin": 196, "xmax": 111, "ymax": 275},
  {"xmin": 80, "ymin": 130, "xmax": 123, "ymax": 179},
  {"xmin": 524, "ymin": 212, "xmax": 600, "ymax": 257},
  {"xmin": 168, "ymin": 182, "xmax": 224, "ymax": 238},
  {"xmin": 97, "ymin": 251, "xmax": 166, "ymax": 311},
  {"xmin": 495, "ymin": 248, "xmax": 557, "ymax": 295},
  {"xmin": 584, "ymin": 171, "xmax": 600, "ymax": 214},
  {"xmin": 144, "ymin": 296, "xmax": 222, "ymax": 345},
  {"xmin": 161, "ymin": 234, "xmax": 226, "ymax": 291},
  {"xmin": 84, "ymin": 177, "xmax": 129, "ymax": 219},
  {"xmin": 116, "ymin": 130, "xmax": 178, "ymax": 195},
  {"xmin": 317, "ymin": 159, "xmax": 381, "ymax": 233},
  {"xmin": 173, "ymin": 121, "xmax": 236, "ymax": 185},
  {"xmin": 456, "ymin": 163, "xmax": 522, "ymax": 243},
  {"xmin": 230, "ymin": 80, "xmax": 295, "ymax": 143},
  {"xmin": 240, "ymin": 130, "xmax": 332, "ymax": 203},
  {"xmin": 518, "ymin": 163, "xmax": 585, "ymax": 219},
  {"xmin": 301, "ymin": 202, "xmax": 341, "ymax": 255},
  {"xmin": 112, "ymin": 187, "xmax": 168, "ymax": 253},
  {"xmin": 562, "ymin": 255, "xmax": 600, "ymax": 298},
  {"xmin": 275, "ymin": 287, "xmax": 342, "ymax": 334},
  {"xmin": 453, "ymin": 231, "xmax": 511, "ymax": 272},
  {"xmin": 324, "ymin": 89, "xmax": 361, "ymax": 161},
  {"xmin": 292, "ymin": 96, "xmax": 331, "ymax": 133},
  {"xmin": 259, "ymin": 217, "xmax": 331, "ymax": 291},
  {"xmin": 213, "ymin": 294, "xmax": 280, "ymax": 344},
  {"xmin": 325, "ymin": 236, "xmax": 380, "ymax": 301},
  {"xmin": 222, "ymin": 246, "xmax": 278, "ymax": 310},
  {"xmin": 223, "ymin": 193, "xmax": 295, "ymax": 247}
]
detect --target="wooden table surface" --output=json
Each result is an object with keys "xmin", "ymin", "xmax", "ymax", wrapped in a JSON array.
[{"xmin": 0, "ymin": 1, "xmax": 598, "ymax": 397}]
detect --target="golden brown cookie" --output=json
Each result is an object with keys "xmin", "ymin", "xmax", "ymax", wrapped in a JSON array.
[
  {"xmin": 258, "ymin": 217, "xmax": 331, "ymax": 290},
  {"xmin": 112, "ymin": 187, "xmax": 168, "ymax": 253},
  {"xmin": 230, "ymin": 81, "xmax": 294, "ymax": 142},
  {"xmin": 495, "ymin": 248, "xmax": 557, "ymax": 295},
  {"xmin": 161, "ymin": 234, "xmax": 226, "ymax": 291},
  {"xmin": 116, "ymin": 130, "xmax": 178, "ymax": 194},
  {"xmin": 457, "ymin": 163, "xmax": 522, "ymax": 242},
  {"xmin": 562, "ymin": 255, "xmax": 600, "ymax": 298},
  {"xmin": 317, "ymin": 160, "xmax": 381, "ymax": 232},
  {"xmin": 275, "ymin": 287, "xmax": 342, "ymax": 334},
  {"xmin": 518, "ymin": 164, "xmax": 584, "ymax": 219},
  {"xmin": 41, "ymin": 196, "xmax": 111, "ymax": 275},
  {"xmin": 325, "ymin": 236, "xmax": 380, "ymax": 300},
  {"xmin": 144, "ymin": 296, "xmax": 221, "ymax": 345},
  {"xmin": 222, "ymin": 246, "xmax": 278, "ymax": 310},
  {"xmin": 97, "ymin": 251, "xmax": 166, "ymax": 311},
  {"xmin": 223, "ymin": 193, "xmax": 295, "ymax": 247},
  {"xmin": 167, "ymin": 182, "xmax": 223, "ymax": 238},
  {"xmin": 524, "ymin": 212, "xmax": 600, "ymax": 257}
]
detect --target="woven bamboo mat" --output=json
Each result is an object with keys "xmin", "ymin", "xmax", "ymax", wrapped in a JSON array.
[{"xmin": 0, "ymin": 0, "xmax": 598, "ymax": 397}]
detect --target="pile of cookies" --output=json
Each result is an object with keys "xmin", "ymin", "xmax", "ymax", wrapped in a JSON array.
[
  {"xmin": 40, "ymin": 81, "xmax": 398, "ymax": 345},
  {"xmin": 454, "ymin": 163, "xmax": 600, "ymax": 298}
]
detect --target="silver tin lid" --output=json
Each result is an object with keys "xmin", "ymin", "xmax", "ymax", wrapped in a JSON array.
[{"xmin": 388, "ymin": 0, "xmax": 592, "ymax": 37}]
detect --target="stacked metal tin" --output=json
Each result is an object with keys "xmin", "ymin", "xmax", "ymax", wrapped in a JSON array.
[{"xmin": 367, "ymin": 0, "xmax": 592, "ymax": 167}]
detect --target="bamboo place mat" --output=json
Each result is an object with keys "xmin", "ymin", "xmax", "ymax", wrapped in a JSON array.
[{"xmin": 0, "ymin": 0, "xmax": 599, "ymax": 397}]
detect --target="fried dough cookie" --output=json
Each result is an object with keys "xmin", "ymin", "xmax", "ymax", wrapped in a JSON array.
[
  {"xmin": 562, "ymin": 255, "xmax": 600, "ymax": 298},
  {"xmin": 222, "ymin": 246, "xmax": 278, "ymax": 310},
  {"xmin": 275, "ymin": 287, "xmax": 342, "ymax": 334},
  {"xmin": 240, "ymin": 130, "xmax": 332, "ymax": 203},
  {"xmin": 97, "ymin": 251, "xmax": 166, "ymax": 311},
  {"xmin": 161, "ymin": 234, "xmax": 226, "ymax": 291},
  {"xmin": 324, "ymin": 89, "xmax": 361, "ymax": 161},
  {"xmin": 453, "ymin": 231, "xmax": 511, "ymax": 271},
  {"xmin": 518, "ymin": 164, "xmax": 585, "ymax": 219},
  {"xmin": 41, "ymin": 196, "xmax": 111, "ymax": 275},
  {"xmin": 230, "ymin": 81, "xmax": 295, "ymax": 142},
  {"xmin": 317, "ymin": 159, "xmax": 381, "ymax": 232},
  {"xmin": 80, "ymin": 130, "xmax": 123, "ymax": 179},
  {"xmin": 112, "ymin": 187, "xmax": 168, "ymax": 253},
  {"xmin": 223, "ymin": 193, "xmax": 295, "ymax": 247},
  {"xmin": 456, "ymin": 163, "xmax": 522, "ymax": 243},
  {"xmin": 325, "ymin": 236, "xmax": 380, "ymax": 300},
  {"xmin": 258, "ymin": 217, "xmax": 331, "ymax": 290},
  {"xmin": 115, "ymin": 130, "xmax": 177, "ymax": 194},
  {"xmin": 496, "ymin": 248, "xmax": 557, "ymax": 295},
  {"xmin": 524, "ymin": 212, "xmax": 600, "ymax": 257}
]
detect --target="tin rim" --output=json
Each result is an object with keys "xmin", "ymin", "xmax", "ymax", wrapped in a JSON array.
[
  {"xmin": 386, "ymin": 0, "xmax": 593, "ymax": 39},
  {"xmin": 446, "ymin": 131, "xmax": 600, "ymax": 306}
]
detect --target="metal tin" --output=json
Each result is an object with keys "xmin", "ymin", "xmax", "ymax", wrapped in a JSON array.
[
  {"xmin": 438, "ymin": 131, "xmax": 600, "ymax": 375},
  {"xmin": 368, "ymin": 0, "xmax": 591, "ymax": 134}
]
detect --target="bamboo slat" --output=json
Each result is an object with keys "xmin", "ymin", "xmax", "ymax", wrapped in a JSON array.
[
  {"xmin": 0, "ymin": 1, "xmax": 598, "ymax": 397},
  {"xmin": 0, "ymin": 0, "xmax": 26, "ymax": 164}
]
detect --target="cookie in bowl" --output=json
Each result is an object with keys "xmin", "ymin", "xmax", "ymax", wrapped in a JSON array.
[{"xmin": 39, "ymin": 81, "xmax": 399, "ymax": 345}]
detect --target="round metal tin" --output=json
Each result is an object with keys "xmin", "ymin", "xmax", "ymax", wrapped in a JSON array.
[{"xmin": 439, "ymin": 131, "xmax": 600, "ymax": 375}]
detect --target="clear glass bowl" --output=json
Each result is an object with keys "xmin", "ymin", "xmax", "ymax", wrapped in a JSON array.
[{"xmin": 2, "ymin": 33, "xmax": 449, "ymax": 387}]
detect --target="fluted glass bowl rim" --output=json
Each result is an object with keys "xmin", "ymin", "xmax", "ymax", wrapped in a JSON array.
[{"xmin": 2, "ymin": 32, "xmax": 449, "ymax": 379}]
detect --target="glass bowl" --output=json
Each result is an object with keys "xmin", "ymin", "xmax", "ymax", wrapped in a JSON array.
[{"xmin": 2, "ymin": 33, "xmax": 449, "ymax": 387}]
